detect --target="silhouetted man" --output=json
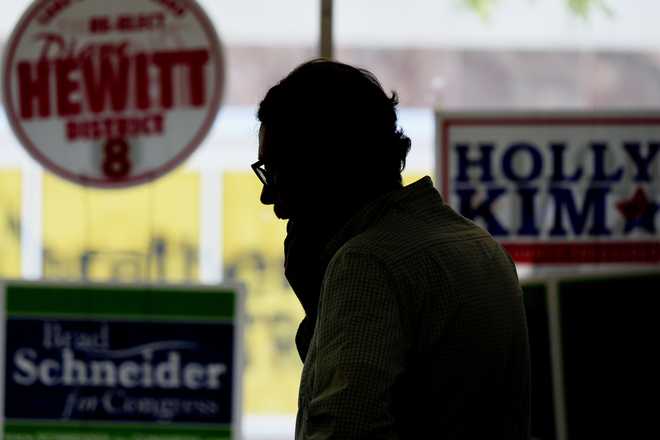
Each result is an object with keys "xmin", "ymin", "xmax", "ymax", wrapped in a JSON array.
[{"xmin": 254, "ymin": 59, "xmax": 530, "ymax": 439}]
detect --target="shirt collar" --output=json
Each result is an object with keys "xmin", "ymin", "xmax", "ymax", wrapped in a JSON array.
[{"xmin": 321, "ymin": 176, "xmax": 439, "ymax": 264}]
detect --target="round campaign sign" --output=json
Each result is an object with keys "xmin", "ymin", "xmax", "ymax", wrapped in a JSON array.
[{"xmin": 3, "ymin": 0, "xmax": 224, "ymax": 187}]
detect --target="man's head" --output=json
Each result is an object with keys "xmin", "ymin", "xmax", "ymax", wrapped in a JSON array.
[{"xmin": 255, "ymin": 59, "xmax": 411, "ymax": 220}]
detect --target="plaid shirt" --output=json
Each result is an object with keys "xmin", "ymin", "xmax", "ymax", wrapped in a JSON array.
[{"xmin": 294, "ymin": 177, "xmax": 530, "ymax": 439}]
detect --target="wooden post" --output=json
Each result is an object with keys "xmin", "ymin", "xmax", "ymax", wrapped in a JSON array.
[{"xmin": 320, "ymin": 0, "xmax": 333, "ymax": 59}]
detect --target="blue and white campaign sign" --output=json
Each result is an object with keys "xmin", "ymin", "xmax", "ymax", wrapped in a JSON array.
[
  {"xmin": 436, "ymin": 112, "xmax": 660, "ymax": 264},
  {"xmin": 0, "ymin": 281, "xmax": 243, "ymax": 440}
]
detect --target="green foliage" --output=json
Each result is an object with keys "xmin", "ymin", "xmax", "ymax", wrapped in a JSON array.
[
  {"xmin": 464, "ymin": 0, "xmax": 496, "ymax": 19},
  {"xmin": 462, "ymin": 0, "xmax": 611, "ymax": 19},
  {"xmin": 567, "ymin": 0, "xmax": 612, "ymax": 18}
]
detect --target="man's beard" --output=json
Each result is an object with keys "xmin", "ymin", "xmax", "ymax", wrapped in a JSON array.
[
  {"xmin": 283, "ymin": 219, "xmax": 323, "ymax": 314},
  {"xmin": 273, "ymin": 203, "xmax": 289, "ymax": 219},
  {"xmin": 283, "ymin": 218, "xmax": 329, "ymax": 360}
]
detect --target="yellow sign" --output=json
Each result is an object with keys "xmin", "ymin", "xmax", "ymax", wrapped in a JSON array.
[
  {"xmin": 42, "ymin": 170, "xmax": 200, "ymax": 281},
  {"xmin": 0, "ymin": 169, "xmax": 21, "ymax": 277}
]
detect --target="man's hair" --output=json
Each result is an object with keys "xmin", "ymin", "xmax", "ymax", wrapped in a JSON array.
[{"xmin": 257, "ymin": 59, "xmax": 411, "ymax": 186}]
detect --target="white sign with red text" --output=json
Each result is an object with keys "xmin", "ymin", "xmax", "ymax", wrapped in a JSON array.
[
  {"xmin": 3, "ymin": 0, "xmax": 224, "ymax": 187},
  {"xmin": 436, "ymin": 112, "xmax": 660, "ymax": 265}
]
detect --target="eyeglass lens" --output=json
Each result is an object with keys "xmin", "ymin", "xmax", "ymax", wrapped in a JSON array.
[{"xmin": 256, "ymin": 166, "xmax": 268, "ymax": 185}]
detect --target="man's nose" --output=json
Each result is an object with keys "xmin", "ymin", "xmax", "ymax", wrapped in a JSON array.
[{"xmin": 260, "ymin": 184, "xmax": 275, "ymax": 205}]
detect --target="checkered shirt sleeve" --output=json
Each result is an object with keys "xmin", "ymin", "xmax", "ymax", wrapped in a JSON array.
[{"xmin": 300, "ymin": 250, "xmax": 406, "ymax": 439}]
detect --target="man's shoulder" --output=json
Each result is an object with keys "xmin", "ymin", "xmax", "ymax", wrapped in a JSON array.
[
  {"xmin": 328, "ymin": 201, "xmax": 513, "ymax": 291},
  {"xmin": 344, "ymin": 202, "xmax": 489, "ymax": 258}
]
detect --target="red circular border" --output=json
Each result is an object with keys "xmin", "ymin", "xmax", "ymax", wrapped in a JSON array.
[{"xmin": 3, "ymin": 0, "xmax": 224, "ymax": 188}]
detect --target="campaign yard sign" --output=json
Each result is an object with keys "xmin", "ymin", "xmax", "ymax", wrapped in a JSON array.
[
  {"xmin": 436, "ymin": 112, "xmax": 660, "ymax": 265},
  {"xmin": 0, "ymin": 281, "xmax": 243, "ymax": 440},
  {"xmin": 3, "ymin": 0, "xmax": 224, "ymax": 187}
]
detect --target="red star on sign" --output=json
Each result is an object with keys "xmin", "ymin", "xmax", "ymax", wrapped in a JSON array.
[
  {"xmin": 617, "ymin": 187, "xmax": 650, "ymax": 220},
  {"xmin": 616, "ymin": 187, "xmax": 658, "ymax": 234}
]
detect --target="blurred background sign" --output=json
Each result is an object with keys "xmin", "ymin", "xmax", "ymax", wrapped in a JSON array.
[
  {"xmin": 0, "ymin": 281, "xmax": 243, "ymax": 440},
  {"xmin": 3, "ymin": 0, "xmax": 224, "ymax": 187}
]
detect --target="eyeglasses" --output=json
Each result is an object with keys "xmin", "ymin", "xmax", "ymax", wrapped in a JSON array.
[{"xmin": 251, "ymin": 160, "xmax": 272, "ymax": 186}]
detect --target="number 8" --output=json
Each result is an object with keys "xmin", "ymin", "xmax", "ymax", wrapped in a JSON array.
[{"xmin": 102, "ymin": 138, "xmax": 132, "ymax": 179}]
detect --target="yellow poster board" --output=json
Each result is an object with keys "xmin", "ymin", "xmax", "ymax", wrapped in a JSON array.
[
  {"xmin": 42, "ymin": 170, "xmax": 200, "ymax": 282},
  {"xmin": 0, "ymin": 169, "xmax": 21, "ymax": 277}
]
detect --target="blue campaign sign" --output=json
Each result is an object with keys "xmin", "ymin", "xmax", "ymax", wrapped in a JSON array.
[
  {"xmin": 5, "ymin": 319, "xmax": 233, "ymax": 423},
  {"xmin": 1, "ymin": 282, "xmax": 243, "ymax": 440},
  {"xmin": 436, "ymin": 112, "xmax": 660, "ymax": 265}
]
